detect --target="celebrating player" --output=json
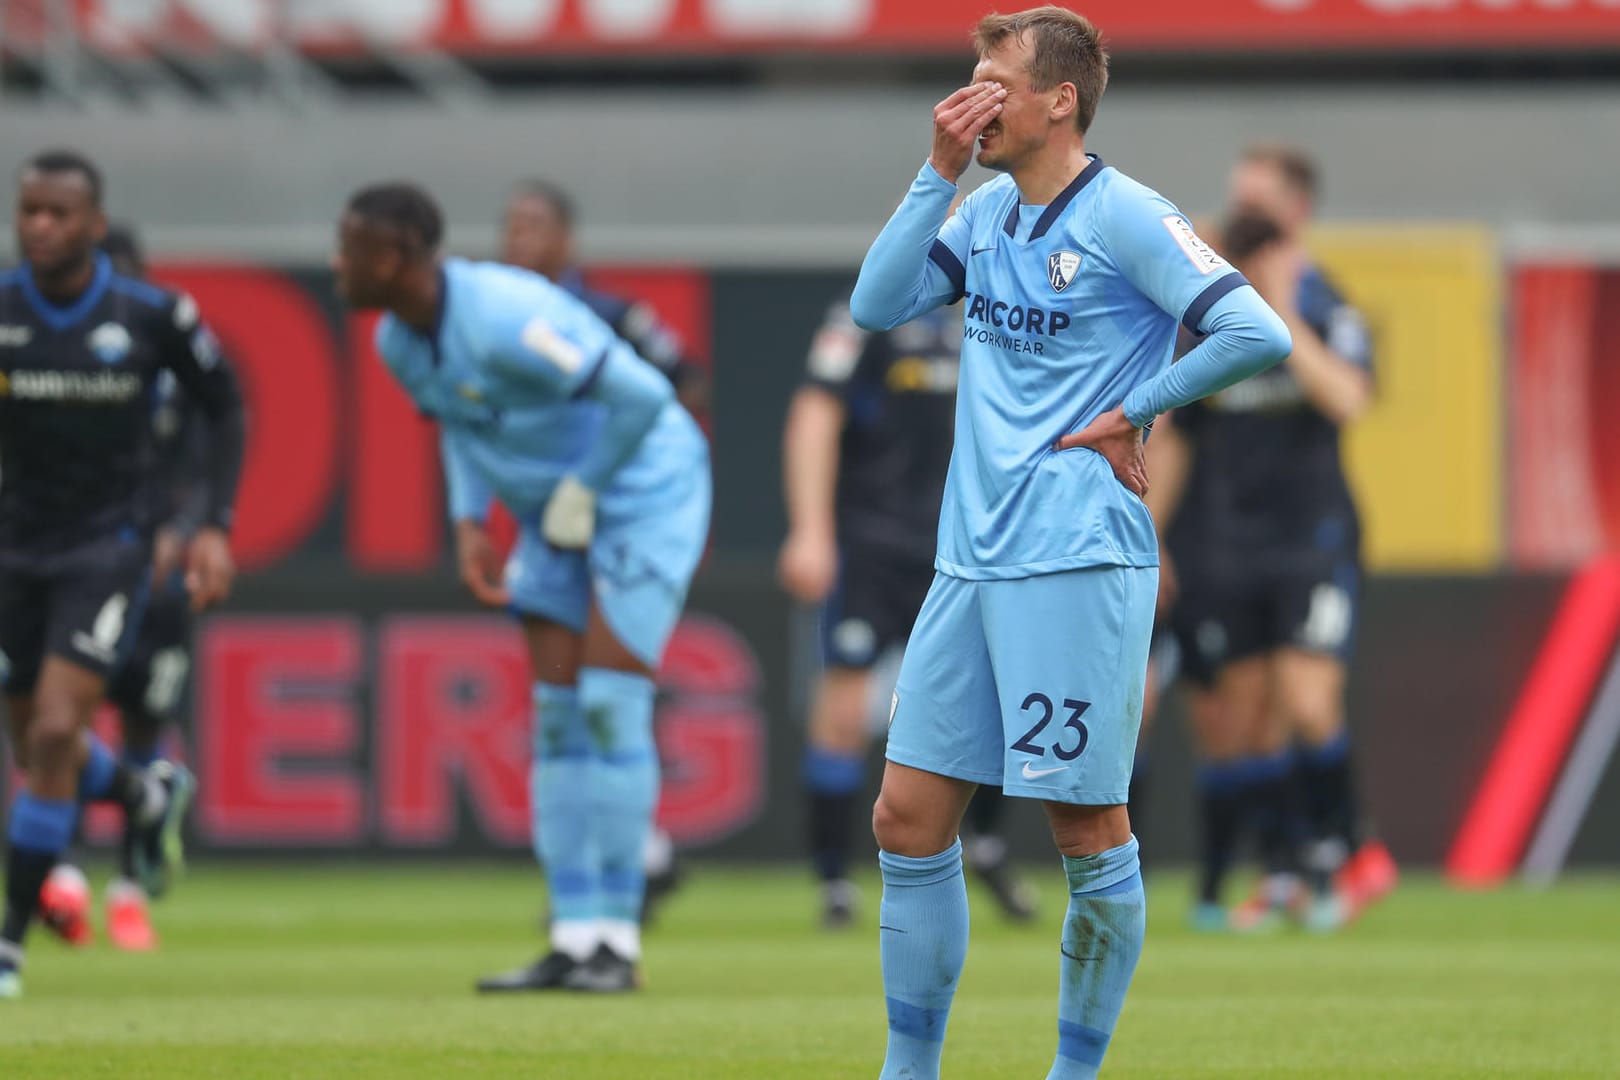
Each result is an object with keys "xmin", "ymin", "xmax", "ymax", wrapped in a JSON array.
[
  {"xmin": 36, "ymin": 223, "xmax": 213, "ymax": 952},
  {"xmin": 0, "ymin": 152, "xmax": 243, "ymax": 1000},
  {"xmin": 1161, "ymin": 146, "xmax": 1396, "ymax": 932},
  {"xmin": 779, "ymin": 295, "xmax": 1036, "ymax": 928},
  {"xmin": 332, "ymin": 182, "xmax": 711, "ymax": 993},
  {"xmin": 847, "ymin": 9, "xmax": 1290, "ymax": 1077}
]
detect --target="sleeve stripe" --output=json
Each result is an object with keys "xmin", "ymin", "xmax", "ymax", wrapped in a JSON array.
[
  {"xmin": 570, "ymin": 348, "xmax": 611, "ymax": 400},
  {"xmin": 1182, "ymin": 270, "xmax": 1250, "ymax": 333},
  {"xmin": 928, "ymin": 239, "xmax": 967, "ymax": 303}
]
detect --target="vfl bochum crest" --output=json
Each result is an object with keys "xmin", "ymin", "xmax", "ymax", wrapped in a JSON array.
[{"xmin": 1047, "ymin": 250, "xmax": 1082, "ymax": 293}]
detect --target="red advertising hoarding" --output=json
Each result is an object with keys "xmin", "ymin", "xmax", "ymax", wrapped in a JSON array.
[{"xmin": 10, "ymin": 0, "xmax": 1620, "ymax": 57}]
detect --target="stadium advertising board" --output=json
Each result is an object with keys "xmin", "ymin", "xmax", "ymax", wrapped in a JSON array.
[{"xmin": 11, "ymin": 0, "xmax": 1620, "ymax": 56}]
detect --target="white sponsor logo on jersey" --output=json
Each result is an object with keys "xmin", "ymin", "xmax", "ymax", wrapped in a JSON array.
[
  {"xmin": 88, "ymin": 322, "xmax": 134, "ymax": 364},
  {"xmin": 520, "ymin": 316, "xmax": 586, "ymax": 375},
  {"xmin": 0, "ymin": 325, "xmax": 32, "ymax": 347},
  {"xmin": 1162, "ymin": 216, "xmax": 1229, "ymax": 276}
]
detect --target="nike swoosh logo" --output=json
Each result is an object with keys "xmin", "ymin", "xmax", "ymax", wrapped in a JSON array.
[
  {"xmin": 970, "ymin": 246, "xmax": 996, "ymax": 257},
  {"xmin": 1022, "ymin": 762, "xmax": 1068, "ymax": 780}
]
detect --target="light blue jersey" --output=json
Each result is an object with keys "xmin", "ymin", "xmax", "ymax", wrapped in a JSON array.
[
  {"xmin": 376, "ymin": 257, "xmax": 710, "ymax": 664},
  {"xmin": 852, "ymin": 158, "xmax": 1289, "ymax": 580},
  {"xmin": 852, "ymin": 157, "xmax": 1287, "ymax": 805}
]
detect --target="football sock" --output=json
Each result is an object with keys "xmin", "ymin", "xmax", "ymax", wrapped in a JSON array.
[
  {"xmin": 1296, "ymin": 731, "xmax": 1360, "ymax": 881},
  {"xmin": 531, "ymin": 682, "xmax": 599, "ymax": 961},
  {"xmin": 878, "ymin": 838, "xmax": 968, "ymax": 1080},
  {"xmin": 1249, "ymin": 749, "xmax": 1301, "ymax": 884},
  {"xmin": 582, "ymin": 667, "xmax": 659, "ymax": 960},
  {"xmin": 78, "ymin": 734, "xmax": 161, "ymax": 821},
  {"xmin": 1048, "ymin": 837, "xmax": 1146, "ymax": 1080},
  {"xmin": 1195, "ymin": 759, "xmax": 1253, "ymax": 905},
  {"xmin": 3, "ymin": 794, "xmax": 77, "ymax": 949},
  {"xmin": 804, "ymin": 747, "xmax": 864, "ymax": 883}
]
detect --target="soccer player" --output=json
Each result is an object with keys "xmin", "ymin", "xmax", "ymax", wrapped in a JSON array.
[
  {"xmin": 848, "ymin": 9, "xmax": 1290, "ymax": 1077},
  {"xmin": 501, "ymin": 178, "xmax": 709, "ymax": 416},
  {"xmin": 0, "ymin": 151, "xmax": 243, "ymax": 999},
  {"xmin": 779, "ymin": 295, "xmax": 1035, "ymax": 928},
  {"xmin": 1161, "ymin": 147, "xmax": 1396, "ymax": 931},
  {"xmin": 332, "ymin": 182, "xmax": 710, "ymax": 993},
  {"xmin": 37, "ymin": 223, "xmax": 212, "ymax": 952}
]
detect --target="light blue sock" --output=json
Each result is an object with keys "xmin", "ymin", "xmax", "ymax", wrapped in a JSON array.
[
  {"xmin": 878, "ymin": 838, "xmax": 968, "ymax": 1080},
  {"xmin": 582, "ymin": 668, "xmax": 660, "ymax": 948},
  {"xmin": 77, "ymin": 734, "xmax": 119, "ymax": 803},
  {"xmin": 531, "ymin": 682, "xmax": 599, "ymax": 958},
  {"xmin": 1048, "ymin": 836, "xmax": 1146, "ymax": 1080}
]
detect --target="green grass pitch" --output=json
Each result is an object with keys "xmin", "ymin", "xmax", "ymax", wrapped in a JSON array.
[{"xmin": 3, "ymin": 862, "xmax": 1617, "ymax": 1078}]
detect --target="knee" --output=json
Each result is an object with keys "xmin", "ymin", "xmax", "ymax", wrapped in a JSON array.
[
  {"xmin": 26, "ymin": 701, "xmax": 81, "ymax": 773},
  {"xmin": 1046, "ymin": 802, "xmax": 1131, "ymax": 859},
  {"xmin": 1280, "ymin": 691, "xmax": 1342, "ymax": 746},
  {"xmin": 872, "ymin": 791, "xmax": 949, "ymax": 857}
]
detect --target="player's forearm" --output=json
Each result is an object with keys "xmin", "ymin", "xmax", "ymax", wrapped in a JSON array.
[
  {"xmin": 1280, "ymin": 315, "xmax": 1373, "ymax": 426},
  {"xmin": 850, "ymin": 162, "xmax": 958, "ymax": 332},
  {"xmin": 1123, "ymin": 287, "xmax": 1291, "ymax": 427},
  {"xmin": 441, "ymin": 429, "xmax": 494, "ymax": 524},
  {"xmin": 573, "ymin": 346, "xmax": 674, "ymax": 491},
  {"xmin": 781, "ymin": 389, "xmax": 844, "ymax": 540},
  {"xmin": 198, "ymin": 385, "xmax": 245, "ymax": 533}
]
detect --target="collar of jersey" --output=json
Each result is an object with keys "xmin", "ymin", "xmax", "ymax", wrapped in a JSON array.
[
  {"xmin": 1001, "ymin": 154, "xmax": 1106, "ymax": 243},
  {"xmin": 20, "ymin": 251, "xmax": 113, "ymax": 332},
  {"xmin": 424, "ymin": 262, "xmax": 453, "ymax": 366}
]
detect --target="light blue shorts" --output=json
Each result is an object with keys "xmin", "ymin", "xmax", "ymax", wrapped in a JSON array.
[
  {"xmin": 885, "ymin": 565, "xmax": 1157, "ymax": 804},
  {"xmin": 503, "ymin": 472, "xmax": 711, "ymax": 668}
]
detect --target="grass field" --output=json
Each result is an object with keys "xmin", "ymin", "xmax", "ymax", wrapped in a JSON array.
[{"xmin": 2, "ymin": 862, "xmax": 1617, "ymax": 1078}]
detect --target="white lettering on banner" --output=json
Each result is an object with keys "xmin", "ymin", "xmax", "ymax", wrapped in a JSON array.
[
  {"xmin": 464, "ymin": 0, "xmax": 563, "ymax": 37},
  {"xmin": 303, "ymin": 0, "xmax": 442, "ymax": 46},
  {"xmin": 580, "ymin": 0, "xmax": 679, "ymax": 40},
  {"xmin": 706, "ymin": 0, "xmax": 870, "ymax": 36},
  {"xmin": 77, "ymin": 0, "xmax": 1620, "ymax": 52}
]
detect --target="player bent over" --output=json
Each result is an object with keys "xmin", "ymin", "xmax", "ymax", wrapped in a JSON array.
[
  {"xmin": 849, "ymin": 9, "xmax": 1290, "ymax": 1077},
  {"xmin": 332, "ymin": 183, "xmax": 710, "ymax": 993},
  {"xmin": 1, "ymin": 153, "xmax": 242, "ymax": 1000}
]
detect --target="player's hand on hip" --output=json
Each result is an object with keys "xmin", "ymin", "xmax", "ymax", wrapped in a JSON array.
[
  {"xmin": 455, "ymin": 518, "xmax": 511, "ymax": 607},
  {"xmin": 1056, "ymin": 406, "xmax": 1150, "ymax": 498},
  {"xmin": 184, "ymin": 527, "xmax": 236, "ymax": 612},
  {"xmin": 929, "ymin": 82, "xmax": 1006, "ymax": 184},
  {"xmin": 777, "ymin": 528, "xmax": 838, "ymax": 605},
  {"xmin": 542, "ymin": 475, "xmax": 596, "ymax": 551}
]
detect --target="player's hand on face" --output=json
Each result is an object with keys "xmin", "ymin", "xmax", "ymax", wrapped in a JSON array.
[
  {"xmin": 929, "ymin": 82, "xmax": 1007, "ymax": 184},
  {"xmin": 1056, "ymin": 406, "xmax": 1150, "ymax": 498},
  {"xmin": 455, "ymin": 519, "xmax": 511, "ymax": 607},
  {"xmin": 777, "ymin": 529, "xmax": 839, "ymax": 605},
  {"xmin": 184, "ymin": 527, "xmax": 236, "ymax": 612}
]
